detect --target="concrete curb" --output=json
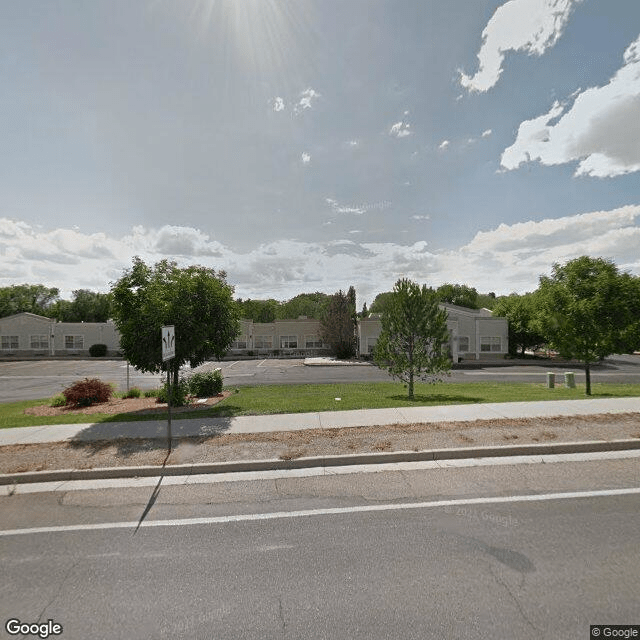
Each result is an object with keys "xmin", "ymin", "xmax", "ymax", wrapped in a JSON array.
[
  {"xmin": 2, "ymin": 438, "xmax": 640, "ymax": 486},
  {"xmin": 303, "ymin": 358, "xmax": 372, "ymax": 366}
]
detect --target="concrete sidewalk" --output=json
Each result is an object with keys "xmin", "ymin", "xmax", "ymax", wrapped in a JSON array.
[{"xmin": 2, "ymin": 396, "xmax": 640, "ymax": 446}]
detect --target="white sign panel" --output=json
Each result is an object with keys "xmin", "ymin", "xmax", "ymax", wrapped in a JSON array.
[{"xmin": 161, "ymin": 325, "xmax": 175, "ymax": 361}]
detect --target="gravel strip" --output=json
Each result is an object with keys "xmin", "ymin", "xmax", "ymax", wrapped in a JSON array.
[{"xmin": 1, "ymin": 413, "xmax": 639, "ymax": 474}]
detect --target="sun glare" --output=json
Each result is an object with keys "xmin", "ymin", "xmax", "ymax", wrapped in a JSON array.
[{"xmin": 175, "ymin": 0, "xmax": 317, "ymax": 85}]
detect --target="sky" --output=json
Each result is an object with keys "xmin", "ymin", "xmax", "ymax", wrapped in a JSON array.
[{"xmin": 1, "ymin": 0, "xmax": 639, "ymax": 308}]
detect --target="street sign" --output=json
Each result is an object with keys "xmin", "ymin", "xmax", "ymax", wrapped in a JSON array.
[{"xmin": 161, "ymin": 325, "xmax": 175, "ymax": 361}]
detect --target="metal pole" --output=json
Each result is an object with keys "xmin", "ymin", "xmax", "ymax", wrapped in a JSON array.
[
  {"xmin": 126, "ymin": 362, "xmax": 130, "ymax": 392},
  {"xmin": 167, "ymin": 365, "xmax": 172, "ymax": 454}
]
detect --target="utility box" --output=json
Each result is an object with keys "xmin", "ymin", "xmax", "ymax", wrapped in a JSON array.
[
  {"xmin": 546, "ymin": 372, "xmax": 555, "ymax": 389},
  {"xmin": 565, "ymin": 372, "xmax": 576, "ymax": 388}
]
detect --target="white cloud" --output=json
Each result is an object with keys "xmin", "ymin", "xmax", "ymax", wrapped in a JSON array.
[
  {"xmin": 435, "ymin": 205, "xmax": 640, "ymax": 292},
  {"xmin": 389, "ymin": 121, "xmax": 411, "ymax": 138},
  {"xmin": 501, "ymin": 34, "xmax": 640, "ymax": 177},
  {"xmin": 411, "ymin": 215, "xmax": 431, "ymax": 221},
  {"xmin": 272, "ymin": 96, "xmax": 285, "ymax": 112},
  {"xmin": 438, "ymin": 140, "xmax": 450, "ymax": 150},
  {"xmin": 2, "ymin": 205, "xmax": 638, "ymax": 303},
  {"xmin": 295, "ymin": 88, "xmax": 321, "ymax": 113},
  {"xmin": 460, "ymin": 0, "xmax": 582, "ymax": 93},
  {"xmin": 482, "ymin": 129, "xmax": 493, "ymax": 137},
  {"xmin": 301, "ymin": 152, "xmax": 311, "ymax": 164}
]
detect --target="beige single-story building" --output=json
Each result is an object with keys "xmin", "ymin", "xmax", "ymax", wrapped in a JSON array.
[
  {"xmin": 230, "ymin": 317, "xmax": 330, "ymax": 356},
  {"xmin": 358, "ymin": 303, "xmax": 509, "ymax": 361},
  {"xmin": 1, "ymin": 303, "xmax": 509, "ymax": 361},
  {"xmin": 0, "ymin": 313, "xmax": 121, "ymax": 356}
]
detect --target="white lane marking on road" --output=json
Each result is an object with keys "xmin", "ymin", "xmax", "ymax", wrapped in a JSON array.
[
  {"xmin": 3, "ymin": 450, "xmax": 640, "ymax": 496},
  {"xmin": 2, "ymin": 487, "xmax": 640, "ymax": 537},
  {"xmin": 256, "ymin": 544, "xmax": 296, "ymax": 552}
]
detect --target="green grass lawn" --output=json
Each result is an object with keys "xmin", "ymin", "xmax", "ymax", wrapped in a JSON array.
[{"xmin": 2, "ymin": 381, "xmax": 640, "ymax": 429}]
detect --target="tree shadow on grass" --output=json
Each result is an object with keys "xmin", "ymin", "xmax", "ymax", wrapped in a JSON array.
[
  {"xmin": 92, "ymin": 403, "xmax": 245, "ymax": 423},
  {"xmin": 387, "ymin": 394, "xmax": 483, "ymax": 404}
]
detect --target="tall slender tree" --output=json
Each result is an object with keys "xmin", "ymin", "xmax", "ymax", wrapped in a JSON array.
[
  {"xmin": 374, "ymin": 279, "xmax": 451, "ymax": 398},
  {"xmin": 320, "ymin": 289, "xmax": 357, "ymax": 359}
]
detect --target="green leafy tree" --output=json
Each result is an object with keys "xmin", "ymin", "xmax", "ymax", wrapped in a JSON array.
[
  {"xmin": 279, "ymin": 292, "xmax": 331, "ymax": 319},
  {"xmin": 374, "ymin": 278, "xmax": 451, "ymax": 398},
  {"xmin": 110, "ymin": 258, "xmax": 240, "ymax": 389},
  {"xmin": 320, "ymin": 289, "xmax": 357, "ymax": 359},
  {"xmin": 369, "ymin": 291, "xmax": 394, "ymax": 315},
  {"xmin": 492, "ymin": 293, "xmax": 545, "ymax": 357},
  {"xmin": 435, "ymin": 283, "xmax": 479, "ymax": 309},
  {"xmin": 50, "ymin": 289, "xmax": 113, "ymax": 322},
  {"xmin": 237, "ymin": 298, "xmax": 280, "ymax": 323},
  {"xmin": 476, "ymin": 292, "xmax": 497, "ymax": 310},
  {"xmin": 0, "ymin": 284, "xmax": 59, "ymax": 317},
  {"xmin": 536, "ymin": 256, "xmax": 640, "ymax": 395}
]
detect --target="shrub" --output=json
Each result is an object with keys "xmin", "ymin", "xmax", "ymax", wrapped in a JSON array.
[
  {"xmin": 63, "ymin": 378, "xmax": 112, "ymax": 407},
  {"xmin": 188, "ymin": 370, "xmax": 223, "ymax": 397},
  {"xmin": 143, "ymin": 389, "xmax": 159, "ymax": 398},
  {"xmin": 50, "ymin": 394, "xmax": 67, "ymax": 407},
  {"xmin": 123, "ymin": 387, "xmax": 142, "ymax": 399},
  {"xmin": 156, "ymin": 379, "xmax": 189, "ymax": 407},
  {"xmin": 89, "ymin": 343, "xmax": 108, "ymax": 357}
]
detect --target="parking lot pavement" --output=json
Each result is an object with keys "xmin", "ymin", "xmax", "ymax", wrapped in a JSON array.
[
  {"xmin": 0, "ymin": 358, "xmax": 313, "ymax": 402},
  {"xmin": 2, "ymin": 355, "xmax": 640, "ymax": 403}
]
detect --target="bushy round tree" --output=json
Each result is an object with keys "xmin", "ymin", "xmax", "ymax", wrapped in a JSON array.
[
  {"xmin": 536, "ymin": 256, "xmax": 640, "ymax": 395},
  {"xmin": 111, "ymin": 258, "xmax": 240, "ymax": 387}
]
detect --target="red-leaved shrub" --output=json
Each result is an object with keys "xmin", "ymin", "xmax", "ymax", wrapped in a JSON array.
[{"xmin": 62, "ymin": 378, "xmax": 112, "ymax": 407}]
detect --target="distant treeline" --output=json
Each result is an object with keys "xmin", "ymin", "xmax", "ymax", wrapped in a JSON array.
[
  {"xmin": 0, "ymin": 285, "xmax": 113, "ymax": 322},
  {"xmin": 0, "ymin": 282, "xmax": 498, "ymax": 324},
  {"xmin": 238, "ymin": 284, "xmax": 498, "ymax": 322}
]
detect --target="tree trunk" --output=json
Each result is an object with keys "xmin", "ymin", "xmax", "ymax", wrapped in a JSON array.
[
  {"xmin": 585, "ymin": 363, "xmax": 591, "ymax": 396},
  {"xmin": 408, "ymin": 371, "xmax": 414, "ymax": 399}
]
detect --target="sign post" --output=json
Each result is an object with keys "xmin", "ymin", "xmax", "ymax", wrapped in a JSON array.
[{"xmin": 161, "ymin": 326, "xmax": 175, "ymax": 454}]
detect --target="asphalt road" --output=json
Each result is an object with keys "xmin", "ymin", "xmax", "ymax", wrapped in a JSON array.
[
  {"xmin": 2, "ymin": 354, "xmax": 640, "ymax": 402},
  {"xmin": 2, "ymin": 453, "xmax": 640, "ymax": 639}
]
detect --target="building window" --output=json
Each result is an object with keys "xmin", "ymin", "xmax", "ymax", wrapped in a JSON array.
[
  {"xmin": 305, "ymin": 336, "xmax": 323, "ymax": 348},
  {"xmin": 280, "ymin": 336, "xmax": 297, "ymax": 349},
  {"xmin": 231, "ymin": 340, "xmax": 247, "ymax": 350},
  {"xmin": 255, "ymin": 336, "xmax": 273, "ymax": 349},
  {"xmin": 30, "ymin": 335, "xmax": 48, "ymax": 349},
  {"xmin": 1, "ymin": 335, "xmax": 19, "ymax": 350},
  {"xmin": 458, "ymin": 336, "xmax": 470, "ymax": 352},
  {"xmin": 64, "ymin": 335, "xmax": 84, "ymax": 350},
  {"xmin": 480, "ymin": 337, "xmax": 501, "ymax": 352},
  {"xmin": 367, "ymin": 337, "xmax": 377, "ymax": 354}
]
